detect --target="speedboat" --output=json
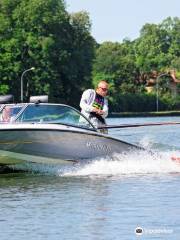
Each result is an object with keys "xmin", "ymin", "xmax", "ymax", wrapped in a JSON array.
[{"xmin": 0, "ymin": 96, "xmax": 141, "ymax": 167}]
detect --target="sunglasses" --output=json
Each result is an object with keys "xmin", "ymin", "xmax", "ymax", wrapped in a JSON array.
[{"xmin": 99, "ymin": 87, "xmax": 108, "ymax": 92}]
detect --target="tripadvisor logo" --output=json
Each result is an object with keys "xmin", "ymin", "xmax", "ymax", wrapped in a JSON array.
[
  {"xmin": 135, "ymin": 226, "xmax": 143, "ymax": 235},
  {"xmin": 135, "ymin": 226, "xmax": 173, "ymax": 235}
]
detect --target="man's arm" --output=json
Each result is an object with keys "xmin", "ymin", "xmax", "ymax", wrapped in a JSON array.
[{"xmin": 80, "ymin": 89, "xmax": 94, "ymax": 113}]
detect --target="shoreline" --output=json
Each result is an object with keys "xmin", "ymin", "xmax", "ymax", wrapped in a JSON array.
[{"xmin": 109, "ymin": 111, "xmax": 180, "ymax": 118}]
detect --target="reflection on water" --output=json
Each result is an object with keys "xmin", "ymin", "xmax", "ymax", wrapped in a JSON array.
[{"xmin": 0, "ymin": 117, "xmax": 180, "ymax": 240}]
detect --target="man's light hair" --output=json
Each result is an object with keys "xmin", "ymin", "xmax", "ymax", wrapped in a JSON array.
[{"xmin": 97, "ymin": 80, "xmax": 108, "ymax": 88}]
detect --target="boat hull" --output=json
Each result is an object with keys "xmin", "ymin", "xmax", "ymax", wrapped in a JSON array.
[{"xmin": 0, "ymin": 126, "xmax": 140, "ymax": 166}]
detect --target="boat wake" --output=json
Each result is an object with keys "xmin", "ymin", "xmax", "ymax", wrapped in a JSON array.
[
  {"xmin": 61, "ymin": 150, "xmax": 180, "ymax": 177},
  {"xmin": 9, "ymin": 150, "xmax": 180, "ymax": 177}
]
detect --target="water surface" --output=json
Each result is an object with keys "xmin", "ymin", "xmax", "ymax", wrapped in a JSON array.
[{"xmin": 0, "ymin": 116, "xmax": 180, "ymax": 240}]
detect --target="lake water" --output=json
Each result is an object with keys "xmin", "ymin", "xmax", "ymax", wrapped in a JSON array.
[{"xmin": 0, "ymin": 117, "xmax": 180, "ymax": 240}]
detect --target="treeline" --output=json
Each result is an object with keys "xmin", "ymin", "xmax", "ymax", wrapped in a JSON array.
[
  {"xmin": 0, "ymin": 0, "xmax": 95, "ymax": 106},
  {"xmin": 93, "ymin": 18, "xmax": 180, "ymax": 112},
  {"xmin": 0, "ymin": 0, "xmax": 180, "ymax": 111}
]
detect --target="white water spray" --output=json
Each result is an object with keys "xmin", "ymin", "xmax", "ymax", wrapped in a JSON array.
[
  {"xmin": 11, "ymin": 148, "xmax": 180, "ymax": 177},
  {"xmin": 61, "ymin": 149, "xmax": 180, "ymax": 177}
]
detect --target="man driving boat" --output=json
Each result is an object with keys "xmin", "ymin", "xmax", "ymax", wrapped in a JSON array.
[{"xmin": 80, "ymin": 80, "xmax": 109, "ymax": 131}]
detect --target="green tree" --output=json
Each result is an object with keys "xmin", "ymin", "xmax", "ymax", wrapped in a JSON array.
[
  {"xmin": 93, "ymin": 42, "xmax": 139, "ymax": 87},
  {"xmin": 92, "ymin": 41, "xmax": 142, "ymax": 109},
  {"xmin": 135, "ymin": 23, "xmax": 171, "ymax": 73},
  {"xmin": 0, "ymin": 0, "xmax": 95, "ymax": 106},
  {"xmin": 62, "ymin": 11, "xmax": 95, "ymax": 106}
]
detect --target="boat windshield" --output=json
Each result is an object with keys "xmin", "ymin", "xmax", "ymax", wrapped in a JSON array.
[
  {"xmin": 15, "ymin": 104, "xmax": 95, "ymax": 129},
  {"xmin": 0, "ymin": 104, "xmax": 23, "ymax": 123}
]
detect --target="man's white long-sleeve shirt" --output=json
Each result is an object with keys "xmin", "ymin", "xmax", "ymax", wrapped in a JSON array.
[{"xmin": 80, "ymin": 89, "xmax": 108, "ymax": 120}]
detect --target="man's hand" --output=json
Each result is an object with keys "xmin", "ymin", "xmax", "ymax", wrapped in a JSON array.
[
  {"xmin": 97, "ymin": 110, "xmax": 104, "ymax": 115},
  {"xmin": 92, "ymin": 108, "xmax": 104, "ymax": 115}
]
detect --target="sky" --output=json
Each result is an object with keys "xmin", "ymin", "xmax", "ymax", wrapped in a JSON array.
[{"xmin": 65, "ymin": 0, "xmax": 180, "ymax": 43}]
